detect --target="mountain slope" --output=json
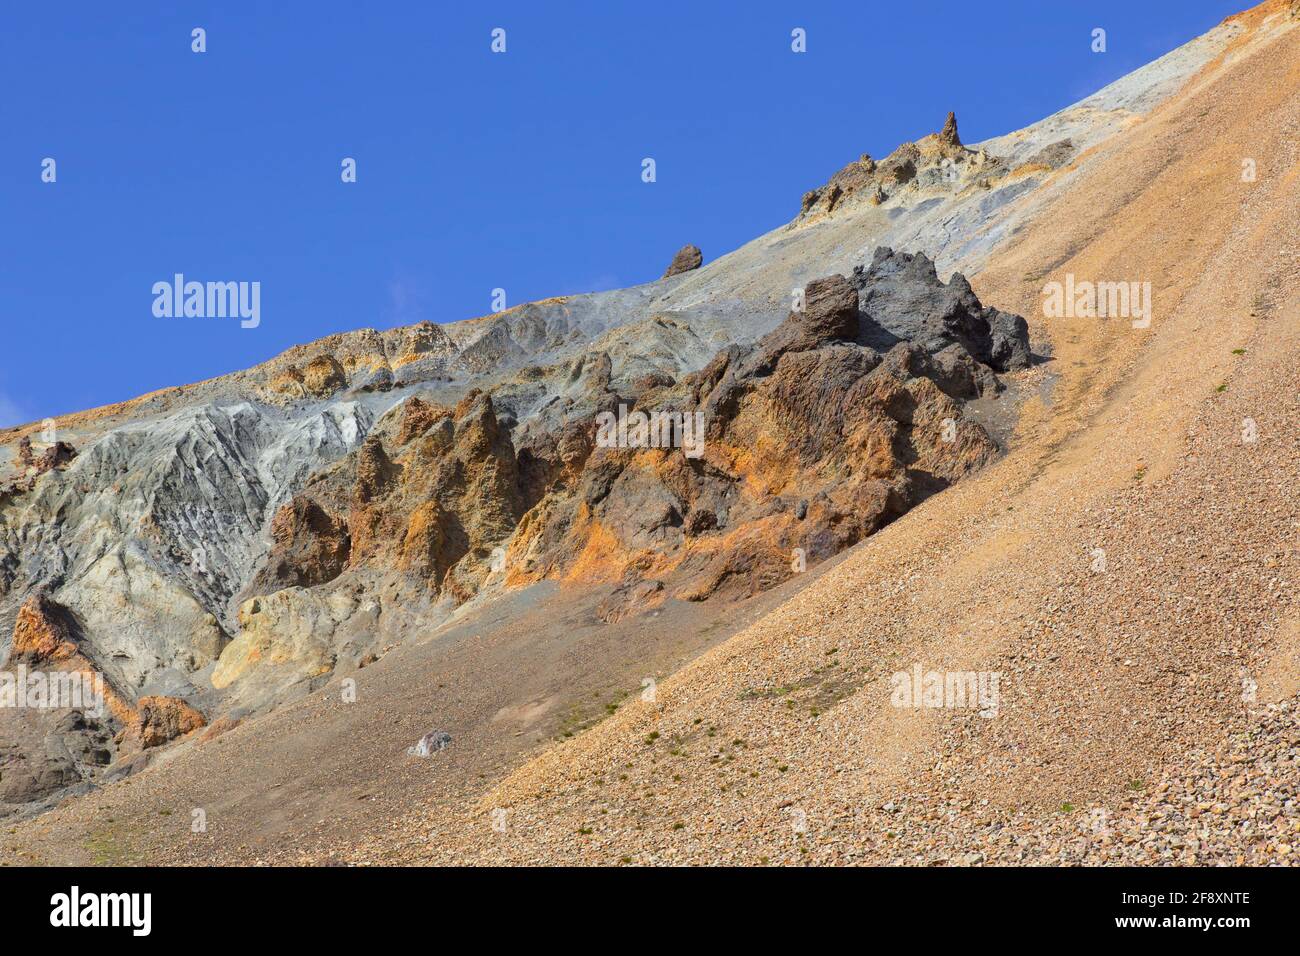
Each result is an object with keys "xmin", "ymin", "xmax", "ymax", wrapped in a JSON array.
[{"xmin": 2, "ymin": 0, "xmax": 1296, "ymax": 863}]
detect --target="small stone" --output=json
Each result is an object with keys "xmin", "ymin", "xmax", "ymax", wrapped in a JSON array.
[{"xmin": 409, "ymin": 731, "xmax": 453, "ymax": 757}]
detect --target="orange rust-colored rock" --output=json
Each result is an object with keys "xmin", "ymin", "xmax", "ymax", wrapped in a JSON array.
[
  {"xmin": 263, "ymin": 354, "xmax": 347, "ymax": 401},
  {"xmin": 302, "ymin": 354, "xmax": 347, "ymax": 396},
  {"xmin": 124, "ymin": 696, "xmax": 206, "ymax": 749},
  {"xmin": 396, "ymin": 396, "xmax": 448, "ymax": 445},
  {"xmin": 9, "ymin": 593, "xmax": 79, "ymax": 664},
  {"xmin": 8, "ymin": 594, "xmax": 150, "ymax": 730},
  {"xmin": 198, "ymin": 715, "xmax": 241, "ymax": 743}
]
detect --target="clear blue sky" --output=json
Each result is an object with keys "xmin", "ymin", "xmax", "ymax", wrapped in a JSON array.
[{"xmin": 0, "ymin": 1, "xmax": 1244, "ymax": 425}]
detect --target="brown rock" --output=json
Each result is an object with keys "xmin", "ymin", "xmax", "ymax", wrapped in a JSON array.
[
  {"xmin": 353, "ymin": 436, "xmax": 397, "ymax": 505},
  {"xmin": 800, "ymin": 275, "xmax": 860, "ymax": 343},
  {"xmin": 396, "ymin": 396, "xmax": 446, "ymax": 445},
  {"xmin": 939, "ymin": 111, "xmax": 962, "ymax": 148},
  {"xmin": 16, "ymin": 436, "xmax": 76, "ymax": 476},
  {"xmin": 268, "ymin": 364, "xmax": 307, "ymax": 398},
  {"xmin": 398, "ymin": 500, "xmax": 449, "ymax": 581},
  {"xmin": 251, "ymin": 497, "xmax": 351, "ymax": 592},
  {"xmin": 799, "ymin": 154, "xmax": 880, "ymax": 219},
  {"xmin": 748, "ymin": 274, "xmax": 862, "ymax": 361},
  {"xmin": 125, "ymin": 696, "xmax": 206, "ymax": 749},
  {"xmin": 663, "ymin": 244, "xmax": 703, "ymax": 278}
]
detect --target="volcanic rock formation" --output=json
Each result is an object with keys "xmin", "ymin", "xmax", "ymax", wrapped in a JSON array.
[{"xmin": 0, "ymin": 65, "xmax": 1061, "ymax": 819}]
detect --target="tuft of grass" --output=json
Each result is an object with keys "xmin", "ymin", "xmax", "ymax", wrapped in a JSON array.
[{"xmin": 1059, "ymin": 802, "xmax": 1075, "ymax": 813}]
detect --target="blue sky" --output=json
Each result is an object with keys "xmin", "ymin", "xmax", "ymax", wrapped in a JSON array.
[{"xmin": 0, "ymin": 1, "xmax": 1244, "ymax": 425}]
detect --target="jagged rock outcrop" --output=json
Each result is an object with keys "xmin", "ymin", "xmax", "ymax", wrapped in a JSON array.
[
  {"xmin": 797, "ymin": 112, "xmax": 1000, "ymax": 224},
  {"xmin": 854, "ymin": 247, "xmax": 1031, "ymax": 373},
  {"xmin": 209, "ymin": 389, "xmax": 532, "ymax": 689},
  {"xmin": 795, "ymin": 274, "xmax": 860, "ymax": 344},
  {"xmin": 1, "ymin": 592, "xmax": 208, "ymax": 814},
  {"xmin": 663, "ymin": 244, "xmax": 703, "ymax": 277},
  {"xmin": 267, "ymin": 354, "xmax": 348, "ymax": 402},
  {"xmin": 2, "ymin": 437, "xmax": 79, "ymax": 501},
  {"xmin": 214, "ymin": 245, "xmax": 1026, "ymax": 656},
  {"xmin": 497, "ymin": 249, "xmax": 1025, "ymax": 617}
]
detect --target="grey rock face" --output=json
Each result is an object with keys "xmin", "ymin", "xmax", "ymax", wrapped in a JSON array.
[
  {"xmin": 853, "ymin": 247, "xmax": 1030, "ymax": 372},
  {"xmin": 0, "ymin": 400, "xmax": 374, "ymax": 689}
]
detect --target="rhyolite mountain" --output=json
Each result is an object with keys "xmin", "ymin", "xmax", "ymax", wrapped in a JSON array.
[{"xmin": 3, "ymin": 24, "xmax": 1237, "ymax": 815}]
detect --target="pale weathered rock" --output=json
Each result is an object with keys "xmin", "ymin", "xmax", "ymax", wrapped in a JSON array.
[{"xmin": 408, "ymin": 731, "xmax": 452, "ymax": 756}]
